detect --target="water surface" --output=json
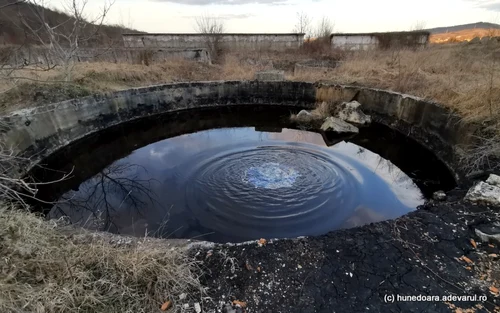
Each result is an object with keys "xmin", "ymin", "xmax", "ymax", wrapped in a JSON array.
[{"xmin": 49, "ymin": 127, "xmax": 424, "ymax": 242}]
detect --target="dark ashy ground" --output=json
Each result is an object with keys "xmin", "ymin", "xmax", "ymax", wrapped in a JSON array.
[{"xmin": 189, "ymin": 188, "xmax": 500, "ymax": 313}]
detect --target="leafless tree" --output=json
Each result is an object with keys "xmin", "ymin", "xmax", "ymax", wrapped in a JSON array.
[
  {"xmin": 194, "ymin": 13, "xmax": 225, "ymax": 62},
  {"xmin": 293, "ymin": 11, "xmax": 311, "ymax": 38},
  {"xmin": 314, "ymin": 16, "xmax": 334, "ymax": 39},
  {"xmin": 410, "ymin": 20, "xmax": 427, "ymax": 31},
  {"xmin": 0, "ymin": 122, "xmax": 72, "ymax": 209},
  {"xmin": 2, "ymin": 0, "xmax": 114, "ymax": 82}
]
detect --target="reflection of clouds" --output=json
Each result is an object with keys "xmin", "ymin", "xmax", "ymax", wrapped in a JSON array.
[
  {"xmin": 54, "ymin": 126, "xmax": 425, "ymax": 240},
  {"xmin": 334, "ymin": 142, "xmax": 424, "ymax": 208},
  {"xmin": 133, "ymin": 128, "xmax": 259, "ymax": 170},
  {"xmin": 144, "ymin": 128, "xmax": 327, "ymax": 171}
]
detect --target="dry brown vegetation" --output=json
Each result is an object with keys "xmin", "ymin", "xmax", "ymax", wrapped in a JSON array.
[
  {"xmin": 292, "ymin": 43, "xmax": 500, "ymax": 171},
  {"xmin": 293, "ymin": 44, "xmax": 499, "ymax": 124},
  {"xmin": 0, "ymin": 56, "xmax": 263, "ymax": 111},
  {"xmin": 1, "ymin": 33, "xmax": 500, "ymax": 313},
  {"xmin": 0, "ymin": 204, "xmax": 202, "ymax": 313},
  {"xmin": 4, "ymin": 43, "xmax": 498, "ymax": 128},
  {"xmin": 2, "ymin": 43, "xmax": 500, "ymax": 172}
]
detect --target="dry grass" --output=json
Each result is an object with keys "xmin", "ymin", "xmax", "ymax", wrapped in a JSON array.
[
  {"xmin": 290, "ymin": 43, "xmax": 500, "ymax": 171},
  {"xmin": 293, "ymin": 43, "xmax": 500, "ymax": 126},
  {"xmin": 0, "ymin": 56, "xmax": 263, "ymax": 112},
  {"xmin": 3, "ymin": 44, "xmax": 499, "ymax": 124},
  {"xmin": 0, "ymin": 205, "xmax": 202, "ymax": 313},
  {"xmin": 1, "ymin": 43, "xmax": 500, "ymax": 170}
]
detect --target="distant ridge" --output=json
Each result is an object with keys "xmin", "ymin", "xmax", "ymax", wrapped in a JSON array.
[
  {"xmin": 0, "ymin": 0, "xmax": 141, "ymax": 45},
  {"xmin": 425, "ymin": 22, "xmax": 500, "ymax": 34}
]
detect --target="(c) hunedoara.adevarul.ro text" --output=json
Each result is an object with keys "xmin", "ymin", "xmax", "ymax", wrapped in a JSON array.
[{"xmin": 384, "ymin": 294, "xmax": 488, "ymax": 303}]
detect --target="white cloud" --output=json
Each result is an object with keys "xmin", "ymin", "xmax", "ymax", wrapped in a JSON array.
[{"xmin": 466, "ymin": 0, "xmax": 500, "ymax": 11}]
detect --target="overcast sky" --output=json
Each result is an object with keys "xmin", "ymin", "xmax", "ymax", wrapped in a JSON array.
[{"xmin": 50, "ymin": 0, "xmax": 500, "ymax": 33}]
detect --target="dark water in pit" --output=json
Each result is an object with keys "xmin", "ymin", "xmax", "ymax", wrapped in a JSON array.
[{"xmin": 30, "ymin": 106, "xmax": 456, "ymax": 243}]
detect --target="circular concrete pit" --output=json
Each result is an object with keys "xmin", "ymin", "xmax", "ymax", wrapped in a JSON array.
[{"xmin": 2, "ymin": 81, "xmax": 498, "ymax": 313}]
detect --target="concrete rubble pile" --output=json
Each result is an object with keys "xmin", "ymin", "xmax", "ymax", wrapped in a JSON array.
[{"xmin": 295, "ymin": 100, "xmax": 372, "ymax": 134}]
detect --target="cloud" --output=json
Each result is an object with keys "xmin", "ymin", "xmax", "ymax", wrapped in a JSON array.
[
  {"xmin": 159, "ymin": 0, "xmax": 290, "ymax": 5},
  {"xmin": 182, "ymin": 13, "xmax": 256, "ymax": 19},
  {"xmin": 466, "ymin": 0, "xmax": 500, "ymax": 11}
]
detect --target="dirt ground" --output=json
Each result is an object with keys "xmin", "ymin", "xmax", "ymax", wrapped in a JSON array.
[{"xmin": 188, "ymin": 186, "xmax": 500, "ymax": 313}]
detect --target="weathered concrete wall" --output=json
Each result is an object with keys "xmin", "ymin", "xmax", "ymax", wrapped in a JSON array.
[
  {"xmin": 122, "ymin": 33, "xmax": 305, "ymax": 51},
  {"xmin": 331, "ymin": 32, "xmax": 430, "ymax": 50},
  {"xmin": 1, "ymin": 46, "xmax": 211, "ymax": 66},
  {"xmin": 0, "ymin": 81, "xmax": 477, "ymax": 179},
  {"xmin": 294, "ymin": 60, "xmax": 339, "ymax": 76}
]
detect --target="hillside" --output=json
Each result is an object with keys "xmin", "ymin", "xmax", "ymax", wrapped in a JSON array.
[
  {"xmin": 425, "ymin": 22, "xmax": 500, "ymax": 43},
  {"xmin": 425, "ymin": 22, "xmax": 500, "ymax": 34},
  {"xmin": 0, "ymin": 0, "xmax": 140, "ymax": 46}
]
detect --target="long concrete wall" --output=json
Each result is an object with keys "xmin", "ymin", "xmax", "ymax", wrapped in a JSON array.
[
  {"xmin": 122, "ymin": 33, "xmax": 305, "ymax": 51},
  {"xmin": 331, "ymin": 32, "xmax": 430, "ymax": 50},
  {"xmin": 1, "ymin": 46, "xmax": 211, "ymax": 66},
  {"xmin": 0, "ymin": 81, "xmax": 477, "ymax": 180}
]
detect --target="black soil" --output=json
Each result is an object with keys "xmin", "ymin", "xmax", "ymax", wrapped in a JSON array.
[{"xmin": 191, "ymin": 191, "xmax": 500, "ymax": 313}]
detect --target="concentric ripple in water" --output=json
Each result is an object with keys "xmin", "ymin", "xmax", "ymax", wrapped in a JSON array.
[
  {"xmin": 180, "ymin": 144, "xmax": 361, "ymax": 241},
  {"xmin": 50, "ymin": 127, "xmax": 424, "ymax": 243}
]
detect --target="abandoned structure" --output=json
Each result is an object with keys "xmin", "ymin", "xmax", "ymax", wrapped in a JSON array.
[
  {"xmin": 122, "ymin": 33, "xmax": 305, "ymax": 51},
  {"xmin": 330, "ymin": 31, "xmax": 430, "ymax": 50}
]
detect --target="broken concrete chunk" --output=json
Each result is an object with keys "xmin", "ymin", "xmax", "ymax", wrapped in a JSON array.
[
  {"xmin": 337, "ymin": 100, "xmax": 372, "ymax": 125},
  {"xmin": 475, "ymin": 229, "xmax": 500, "ymax": 244},
  {"xmin": 465, "ymin": 181, "xmax": 500, "ymax": 206},
  {"xmin": 194, "ymin": 302, "xmax": 202, "ymax": 313},
  {"xmin": 293, "ymin": 109, "xmax": 321, "ymax": 123},
  {"xmin": 432, "ymin": 190, "xmax": 446, "ymax": 201},
  {"xmin": 486, "ymin": 174, "xmax": 500, "ymax": 187},
  {"xmin": 296, "ymin": 110, "xmax": 312, "ymax": 119},
  {"xmin": 321, "ymin": 117, "xmax": 359, "ymax": 134}
]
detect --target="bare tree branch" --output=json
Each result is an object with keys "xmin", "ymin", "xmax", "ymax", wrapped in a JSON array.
[
  {"xmin": 194, "ymin": 13, "xmax": 225, "ymax": 62},
  {"xmin": 0, "ymin": 0, "xmax": 25, "ymax": 10},
  {"xmin": 314, "ymin": 16, "xmax": 334, "ymax": 39},
  {"xmin": 293, "ymin": 11, "xmax": 311, "ymax": 39},
  {"xmin": 1, "ymin": 0, "xmax": 114, "ymax": 84}
]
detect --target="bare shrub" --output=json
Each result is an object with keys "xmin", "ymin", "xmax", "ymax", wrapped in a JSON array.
[
  {"xmin": 314, "ymin": 16, "xmax": 335, "ymax": 39},
  {"xmin": 194, "ymin": 13, "xmax": 225, "ymax": 63},
  {"xmin": 459, "ymin": 133, "xmax": 500, "ymax": 174},
  {"xmin": 410, "ymin": 20, "xmax": 427, "ymax": 31},
  {"xmin": 301, "ymin": 38, "xmax": 339, "ymax": 57},
  {"xmin": 292, "ymin": 11, "xmax": 311, "ymax": 38}
]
